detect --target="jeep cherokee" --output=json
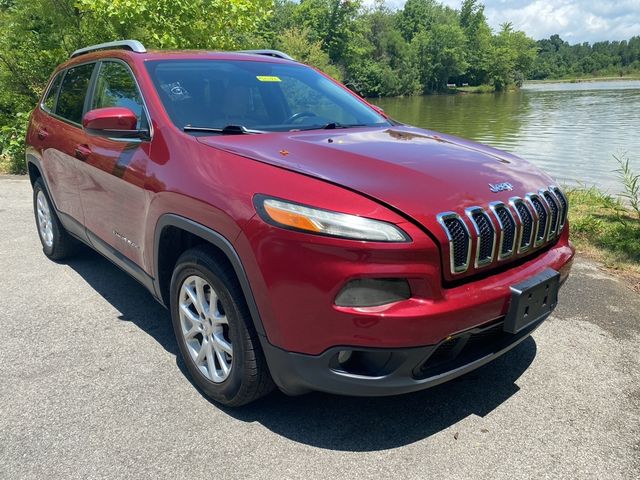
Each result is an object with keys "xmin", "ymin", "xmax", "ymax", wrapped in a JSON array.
[{"xmin": 26, "ymin": 40, "xmax": 575, "ymax": 406}]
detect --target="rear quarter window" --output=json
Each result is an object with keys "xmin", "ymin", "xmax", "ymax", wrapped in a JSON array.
[{"xmin": 56, "ymin": 63, "xmax": 96, "ymax": 124}]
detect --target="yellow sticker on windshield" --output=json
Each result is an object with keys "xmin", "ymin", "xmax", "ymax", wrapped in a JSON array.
[{"xmin": 256, "ymin": 75, "xmax": 282, "ymax": 82}]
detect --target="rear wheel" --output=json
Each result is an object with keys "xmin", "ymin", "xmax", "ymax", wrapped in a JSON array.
[
  {"xmin": 169, "ymin": 246, "xmax": 274, "ymax": 406},
  {"xmin": 33, "ymin": 178, "xmax": 76, "ymax": 260}
]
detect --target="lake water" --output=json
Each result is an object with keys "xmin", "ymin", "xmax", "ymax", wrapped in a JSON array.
[{"xmin": 372, "ymin": 80, "xmax": 640, "ymax": 193}]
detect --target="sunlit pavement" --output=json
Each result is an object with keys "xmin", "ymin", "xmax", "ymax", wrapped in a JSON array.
[{"xmin": 1, "ymin": 175, "xmax": 638, "ymax": 480}]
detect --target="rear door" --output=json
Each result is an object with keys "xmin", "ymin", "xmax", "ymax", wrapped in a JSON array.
[
  {"xmin": 36, "ymin": 63, "xmax": 97, "ymax": 225},
  {"xmin": 77, "ymin": 59, "xmax": 151, "ymax": 267}
]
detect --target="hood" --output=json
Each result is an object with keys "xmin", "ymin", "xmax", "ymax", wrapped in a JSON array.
[{"xmin": 197, "ymin": 126, "xmax": 555, "ymax": 229}]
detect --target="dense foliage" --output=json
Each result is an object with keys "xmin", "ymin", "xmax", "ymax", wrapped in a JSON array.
[
  {"xmin": 1, "ymin": 0, "xmax": 639, "ymax": 173},
  {"xmin": 0, "ymin": 0, "xmax": 271, "ymax": 173},
  {"xmin": 531, "ymin": 35, "xmax": 640, "ymax": 80},
  {"xmin": 266, "ymin": 0, "xmax": 539, "ymax": 96}
]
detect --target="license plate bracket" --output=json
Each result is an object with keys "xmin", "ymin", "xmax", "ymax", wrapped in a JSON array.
[{"xmin": 504, "ymin": 268, "xmax": 560, "ymax": 334}]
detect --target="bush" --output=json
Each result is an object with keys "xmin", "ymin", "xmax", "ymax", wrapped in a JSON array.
[
  {"xmin": 0, "ymin": 111, "xmax": 29, "ymax": 175},
  {"xmin": 614, "ymin": 153, "xmax": 640, "ymax": 219}
]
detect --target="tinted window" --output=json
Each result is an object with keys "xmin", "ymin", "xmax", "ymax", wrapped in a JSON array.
[
  {"xmin": 42, "ymin": 72, "xmax": 63, "ymax": 112},
  {"xmin": 57, "ymin": 63, "xmax": 95, "ymax": 124},
  {"xmin": 145, "ymin": 60, "xmax": 388, "ymax": 132},
  {"xmin": 91, "ymin": 61, "xmax": 146, "ymax": 129}
]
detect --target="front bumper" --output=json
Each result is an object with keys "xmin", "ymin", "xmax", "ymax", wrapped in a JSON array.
[
  {"xmin": 237, "ymin": 213, "xmax": 575, "ymax": 355},
  {"xmin": 264, "ymin": 314, "xmax": 546, "ymax": 396}
]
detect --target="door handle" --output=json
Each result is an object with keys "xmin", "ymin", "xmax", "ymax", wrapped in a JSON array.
[
  {"xmin": 37, "ymin": 129, "xmax": 48, "ymax": 140},
  {"xmin": 74, "ymin": 144, "xmax": 92, "ymax": 161}
]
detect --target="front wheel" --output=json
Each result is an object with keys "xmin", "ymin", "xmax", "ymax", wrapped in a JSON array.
[{"xmin": 169, "ymin": 246, "xmax": 274, "ymax": 406}]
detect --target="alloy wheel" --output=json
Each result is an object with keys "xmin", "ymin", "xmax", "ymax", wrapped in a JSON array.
[
  {"xmin": 178, "ymin": 275, "xmax": 233, "ymax": 382},
  {"xmin": 36, "ymin": 190, "xmax": 54, "ymax": 248}
]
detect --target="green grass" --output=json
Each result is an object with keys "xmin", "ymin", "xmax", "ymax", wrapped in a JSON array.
[{"xmin": 566, "ymin": 185, "xmax": 640, "ymax": 275}]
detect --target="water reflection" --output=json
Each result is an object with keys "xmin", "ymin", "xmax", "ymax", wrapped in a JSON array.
[{"xmin": 373, "ymin": 81, "xmax": 640, "ymax": 193}]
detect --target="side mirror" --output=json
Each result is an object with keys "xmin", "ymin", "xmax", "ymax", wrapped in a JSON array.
[{"xmin": 83, "ymin": 107, "xmax": 149, "ymax": 140}]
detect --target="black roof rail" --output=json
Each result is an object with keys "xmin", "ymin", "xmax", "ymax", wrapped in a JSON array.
[
  {"xmin": 237, "ymin": 49, "xmax": 295, "ymax": 61},
  {"xmin": 70, "ymin": 40, "xmax": 146, "ymax": 59}
]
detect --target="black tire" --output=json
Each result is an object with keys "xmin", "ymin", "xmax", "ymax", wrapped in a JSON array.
[
  {"xmin": 169, "ymin": 246, "xmax": 274, "ymax": 406},
  {"xmin": 32, "ymin": 178, "xmax": 76, "ymax": 260}
]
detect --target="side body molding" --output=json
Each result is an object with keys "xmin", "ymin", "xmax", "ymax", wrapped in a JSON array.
[{"xmin": 153, "ymin": 214, "xmax": 267, "ymax": 338}]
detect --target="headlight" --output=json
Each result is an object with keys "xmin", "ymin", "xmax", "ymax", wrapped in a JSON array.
[{"xmin": 254, "ymin": 195, "xmax": 410, "ymax": 242}]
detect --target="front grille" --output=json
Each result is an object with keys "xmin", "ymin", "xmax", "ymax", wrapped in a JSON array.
[
  {"xmin": 436, "ymin": 185, "xmax": 566, "ymax": 275},
  {"xmin": 438, "ymin": 213, "xmax": 470, "ymax": 273},
  {"xmin": 542, "ymin": 190, "xmax": 560, "ymax": 238},
  {"xmin": 491, "ymin": 203, "xmax": 516, "ymax": 259}
]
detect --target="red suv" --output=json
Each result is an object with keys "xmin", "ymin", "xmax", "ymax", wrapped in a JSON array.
[{"xmin": 26, "ymin": 40, "xmax": 574, "ymax": 406}]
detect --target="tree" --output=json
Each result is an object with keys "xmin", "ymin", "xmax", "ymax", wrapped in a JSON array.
[
  {"xmin": 489, "ymin": 23, "xmax": 537, "ymax": 89},
  {"xmin": 293, "ymin": 0, "xmax": 361, "ymax": 63},
  {"xmin": 398, "ymin": 0, "xmax": 451, "ymax": 41},
  {"xmin": 412, "ymin": 23, "xmax": 468, "ymax": 91},
  {"xmin": 531, "ymin": 33, "xmax": 640, "ymax": 79},
  {"xmin": 459, "ymin": 0, "xmax": 492, "ymax": 85},
  {"xmin": 75, "ymin": 0, "xmax": 272, "ymax": 50},
  {"xmin": 276, "ymin": 27, "xmax": 342, "ymax": 80},
  {"xmin": 345, "ymin": 1, "xmax": 420, "ymax": 96}
]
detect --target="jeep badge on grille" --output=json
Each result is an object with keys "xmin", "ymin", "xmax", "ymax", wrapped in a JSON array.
[{"xmin": 489, "ymin": 182, "xmax": 514, "ymax": 193}]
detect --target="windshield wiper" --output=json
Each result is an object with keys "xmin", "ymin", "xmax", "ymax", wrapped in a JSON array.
[
  {"xmin": 323, "ymin": 122, "xmax": 368, "ymax": 129},
  {"xmin": 294, "ymin": 122, "xmax": 367, "ymax": 131},
  {"xmin": 183, "ymin": 124, "xmax": 266, "ymax": 135}
]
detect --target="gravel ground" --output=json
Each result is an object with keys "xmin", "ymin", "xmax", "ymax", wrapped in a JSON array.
[{"xmin": 1, "ymin": 175, "xmax": 638, "ymax": 479}]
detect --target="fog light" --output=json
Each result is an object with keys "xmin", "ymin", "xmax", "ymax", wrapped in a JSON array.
[
  {"xmin": 331, "ymin": 350, "xmax": 393, "ymax": 376},
  {"xmin": 337, "ymin": 350, "xmax": 352, "ymax": 365},
  {"xmin": 335, "ymin": 278, "xmax": 411, "ymax": 307}
]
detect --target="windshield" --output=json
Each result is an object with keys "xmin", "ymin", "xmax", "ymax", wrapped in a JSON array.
[{"xmin": 145, "ymin": 59, "xmax": 390, "ymax": 133}]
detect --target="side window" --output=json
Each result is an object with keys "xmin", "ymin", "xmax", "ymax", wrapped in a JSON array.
[
  {"xmin": 42, "ymin": 72, "xmax": 63, "ymax": 112},
  {"xmin": 91, "ymin": 61, "xmax": 146, "ymax": 128},
  {"xmin": 57, "ymin": 63, "xmax": 95, "ymax": 124}
]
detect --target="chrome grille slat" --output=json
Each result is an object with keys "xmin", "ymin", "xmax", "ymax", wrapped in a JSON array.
[
  {"xmin": 550, "ymin": 186, "xmax": 568, "ymax": 232},
  {"xmin": 465, "ymin": 207, "xmax": 496, "ymax": 268},
  {"xmin": 437, "ymin": 212, "xmax": 471, "ymax": 274},
  {"xmin": 509, "ymin": 197, "xmax": 535, "ymax": 253},
  {"xmin": 489, "ymin": 202, "xmax": 516, "ymax": 259},
  {"xmin": 527, "ymin": 193, "xmax": 549, "ymax": 247},
  {"xmin": 541, "ymin": 189, "xmax": 560, "ymax": 240}
]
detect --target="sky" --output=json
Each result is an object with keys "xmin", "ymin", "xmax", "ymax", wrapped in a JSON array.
[{"xmin": 367, "ymin": 0, "xmax": 640, "ymax": 44}]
